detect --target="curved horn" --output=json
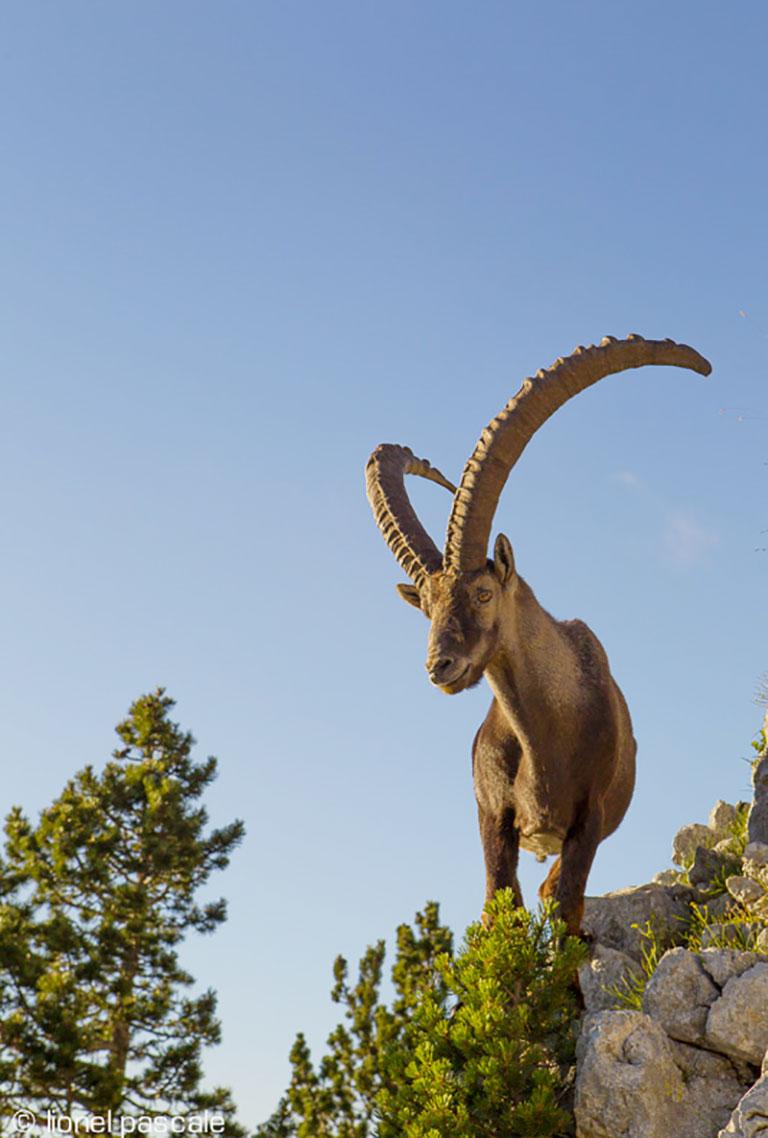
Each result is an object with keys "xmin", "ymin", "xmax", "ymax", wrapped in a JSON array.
[
  {"xmin": 444, "ymin": 334, "xmax": 712, "ymax": 573},
  {"xmin": 366, "ymin": 444, "xmax": 457, "ymax": 585}
]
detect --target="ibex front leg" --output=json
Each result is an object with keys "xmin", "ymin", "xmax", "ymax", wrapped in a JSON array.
[
  {"xmin": 549, "ymin": 806, "xmax": 603, "ymax": 937},
  {"xmin": 478, "ymin": 804, "xmax": 523, "ymax": 924}
]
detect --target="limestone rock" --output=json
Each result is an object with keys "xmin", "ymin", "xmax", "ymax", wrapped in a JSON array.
[
  {"xmin": 574, "ymin": 1011, "xmax": 683, "ymax": 1138},
  {"xmin": 699, "ymin": 949, "xmax": 763, "ymax": 988},
  {"xmin": 743, "ymin": 843, "xmax": 768, "ymax": 891},
  {"xmin": 744, "ymin": 842, "xmax": 768, "ymax": 868},
  {"xmin": 578, "ymin": 943, "xmax": 644, "ymax": 1013},
  {"xmin": 582, "ymin": 884, "xmax": 694, "ymax": 961},
  {"xmin": 710, "ymin": 800, "xmax": 739, "ymax": 838},
  {"xmin": 668, "ymin": 1041, "xmax": 751, "ymax": 1138},
  {"xmin": 652, "ymin": 869, "xmax": 680, "ymax": 887},
  {"xmin": 673, "ymin": 822, "xmax": 715, "ymax": 867},
  {"xmin": 701, "ymin": 923, "xmax": 762, "ymax": 950},
  {"xmin": 679, "ymin": 952, "xmax": 768, "ymax": 1059},
  {"xmin": 691, "ymin": 845, "xmax": 728, "ymax": 888},
  {"xmin": 642, "ymin": 948, "xmax": 718, "ymax": 1044},
  {"xmin": 707, "ymin": 962, "xmax": 768, "ymax": 1064},
  {"xmin": 756, "ymin": 928, "xmax": 768, "ymax": 953},
  {"xmin": 702, "ymin": 892, "xmax": 738, "ymax": 922},
  {"xmin": 575, "ymin": 1010, "xmax": 749, "ymax": 1138},
  {"xmin": 727, "ymin": 876, "xmax": 765, "ymax": 906},
  {"xmin": 749, "ymin": 756, "xmax": 768, "ymax": 845},
  {"xmin": 700, "ymin": 896, "xmax": 737, "ymax": 924},
  {"xmin": 669, "ymin": 1040, "xmax": 732, "ymax": 1080},
  {"xmin": 718, "ymin": 1073, "xmax": 768, "ymax": 1137}
]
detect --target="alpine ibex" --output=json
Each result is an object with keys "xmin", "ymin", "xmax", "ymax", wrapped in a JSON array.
[{"xmin": 366, "ymin": 335, "xmax": 711, "ymax": 935}]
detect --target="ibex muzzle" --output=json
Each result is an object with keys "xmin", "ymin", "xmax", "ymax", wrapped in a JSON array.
[{"xmin": 366, "ymin": 335, "xmax": 711, "ymax": 935}]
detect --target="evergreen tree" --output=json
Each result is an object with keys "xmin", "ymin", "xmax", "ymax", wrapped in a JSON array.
[
  {"xmin": 258, "ymin": 893, "xmax": 586, "ymax": 1138},
  {"xmin": 258, "ymin": 901, "xmax": 453, "ymax": 1138},
  {"xmin": 0, "ymin": 689, "xmax": 245, "ymax": 1133}
]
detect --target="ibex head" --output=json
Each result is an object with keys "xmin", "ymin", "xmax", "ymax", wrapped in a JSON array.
[
  {"xmin": 366, "ymin": 335, "xmax": 711, "ymax": 694},
  {"xmin": 393, "ymin": 532, "xmax": 516, "ymax": 692}
]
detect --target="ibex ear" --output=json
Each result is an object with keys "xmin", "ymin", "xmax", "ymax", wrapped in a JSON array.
[
  {"xmin": 493, "ymin": 534, "xmax": 516, "ymax": 586},
  {"xmin": 396, "ymin": 583, "xmax": 423, "ymax": 610}
]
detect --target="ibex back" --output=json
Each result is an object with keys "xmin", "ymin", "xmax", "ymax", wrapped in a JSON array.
[{"xmin": 366, "ymin": 334, "xmax": 711, "ymax": 935}]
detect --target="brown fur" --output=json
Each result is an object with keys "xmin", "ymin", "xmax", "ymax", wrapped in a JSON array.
[{"xmin": 408, "ymin": 537, "xmax": 636, "ymax": 935}]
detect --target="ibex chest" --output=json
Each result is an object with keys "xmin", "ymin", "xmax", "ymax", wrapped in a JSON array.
[{"xmin": 472, "ymin": 715, "xmax": 571, "ymax": 858}]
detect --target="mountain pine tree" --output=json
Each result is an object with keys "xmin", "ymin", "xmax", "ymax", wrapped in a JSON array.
[
  {"xmin": 259, "ymin": 893, "xmax": 585, "ymax": 1138},
  {"xmin": 0, "ymin": 689, "xmax": 245, "ymax": 1133}
]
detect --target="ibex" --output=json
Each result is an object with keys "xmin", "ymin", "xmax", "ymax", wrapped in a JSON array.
[{"xmin": 366, "ymin": 335, "xmax": 711, "ymax": 935}]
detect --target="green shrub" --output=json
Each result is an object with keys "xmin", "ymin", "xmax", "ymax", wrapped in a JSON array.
[{"xmin": 258, "ymin": 892, "xmax": 586, "ymax": 1138}]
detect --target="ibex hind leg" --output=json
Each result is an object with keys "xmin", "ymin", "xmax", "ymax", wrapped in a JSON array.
[
  {"xmin": 538, "ymin": 855, "xmax": 562, "ymax": 906},
  {"xmin": 478, "ymin": 804, "xmax": 523, "ymax": 925}
]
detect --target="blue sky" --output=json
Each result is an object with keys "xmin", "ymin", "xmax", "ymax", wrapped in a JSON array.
[{"xmin": 1, "ymin": 1, "xmax": 766, "ymax": 1127}]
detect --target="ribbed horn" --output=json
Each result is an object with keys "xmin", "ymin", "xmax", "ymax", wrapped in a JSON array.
[
  {"xmin": 444, "ymin": 335, "xmax": 712, "ymax": 573},
  {"xmin": 366, "ymin": 444, "xmax": 457, "ymax": 586}
]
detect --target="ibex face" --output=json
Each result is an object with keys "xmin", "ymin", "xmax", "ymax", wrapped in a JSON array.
[{"xmin": 397, "ymin": 535, "xmax": 517, "ymax": 693}]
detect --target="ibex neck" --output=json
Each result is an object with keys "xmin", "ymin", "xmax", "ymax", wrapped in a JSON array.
[{"xmin": 484, "ymin": 577, "xmax": 583, "ymax": 734}]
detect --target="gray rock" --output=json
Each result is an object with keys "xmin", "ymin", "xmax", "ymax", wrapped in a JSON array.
[
  {"xmin": 583, "ymin": 884, "xmax": 694, "ymax": 962},
  {"xmin": 669, "ymin": 1039, "xmax": 741, "ymax": 1081},
  {"xmin": 707, "ymin": 962, "xmax": 768, "ymax": 1064},
  {"xmin": 744, "ymin": 842, "xmax": 768, "ymax": 868},
  {"xmin": 578, "ymin": 943, "xmax": 644, "ymax": 1013},
  {"xmin": 718, "ymin": 1073, "xmax": 768, "ymax": 1137},
  {"xmin": 743, "ymin": 843, "xmax": 768, "ymax": 891},
  {"xmin": 652, "ymin": 869, "xmax": 680, "ymax": 887},
  {"xmin": 691, "ymin": 845, "xmax": 728, "ymax": 888},
  {"xmin": 701, "ymin": 923, "xmax": 763, "ymax": 951},
  {"xmin": 703, "ymin": 893, "xmax": 738, "ymax": 922},
  {"xmin": 643, "ymin": 948, "xmax": 719, "ymax": 1044},
  {"xmin": 673, "ymin": 822, "xmax": 715, "ymax": 867},
  {"xmin": 748, "ymin": 755, "xmax": 768, "ymax": 846},
  {"xmin": 710, "ymin": 800, "xmax": 739, "ymax": 838},
  {"xmin": 668, "ymin": 1041, "xmax": 751, "ymax": 1138},
  {"xmin": 727, "ymin": 876, "xmax": 766, "ymax": 906},
  {"xmin": 699, "ymin": 949, "xmax": 763, "ymax": 988},
  {"xmin": 716, "ymin": 837, "xmax": 741, "ymax": 856},
  {"xmin": 575, "ymin": 1011, "xmax": 684, "ymax": 1138},
  {"xmin": 575, "ymin": 1010, "xmax": 749, "ymax": 1138}
]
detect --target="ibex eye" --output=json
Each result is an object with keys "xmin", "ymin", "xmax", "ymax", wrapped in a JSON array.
[{"xmin": 477, "ymin": 589, "xmax": 492, "ymax": 603}]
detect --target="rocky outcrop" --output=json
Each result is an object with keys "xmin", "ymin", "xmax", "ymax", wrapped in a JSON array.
[
  {"xmin": 718, "ymin": 1055, "xmax": 768, "ymax": 1137},
  {"xmin": 642, "ymin": 947, "xmax": 719, "ymax": 1045},
  {"xmin": 706, "ymin": 961, "xmax": 768, "ymax": 1065},
  {"xmin": 575, "ymin": 1012, "xmax": 683, "ymax": 1138},
  {"xmin": 673, "ymin": 821, "xmax": 717, "ymax": 867},
  {"xmin": 574, "ymin": 1009, "xmax": 750, "ymax": 1138},
  {"xmin": 574, "ymin": 773, "xmax": 768, "ymax": 1138},
  {"xmin": 578, "ymin": 943, "xmax": 644, "ymax": 1013},
  {"xmin": 747, "ymin": 710, "xmax": 768, "ymax": 846},
  {"xmin": 636, "ymin": 946, "xmax": 768, "ymax": 1065},
  {"xmin": 581, "ymin": 883, "xmax": 694, "ymax": 961}
]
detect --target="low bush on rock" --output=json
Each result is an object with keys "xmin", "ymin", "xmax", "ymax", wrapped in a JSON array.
[{"xmin": 257, "ymin": 892, "xmax": 586, "ymax": 1138}]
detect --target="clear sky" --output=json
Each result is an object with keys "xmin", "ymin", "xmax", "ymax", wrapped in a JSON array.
[{"xmin": 1, "ymin": 1, "xmax": 766, "ymax": 1128}]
